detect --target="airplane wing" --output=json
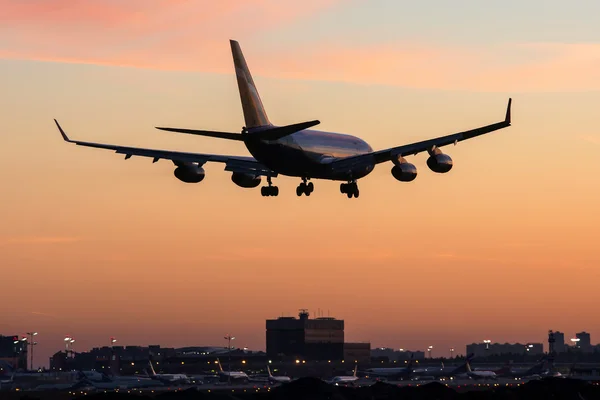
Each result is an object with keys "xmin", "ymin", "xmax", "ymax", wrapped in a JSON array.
[
  {"xmin": 328, "ymin": 98, "xmax": 512, "ymax": 173},
  {"xmin": 54, "ymin": 120, "xmax": 276, "ymax": 177}
]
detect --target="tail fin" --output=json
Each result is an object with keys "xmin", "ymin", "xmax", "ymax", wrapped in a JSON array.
[
  {"xmin": 267, "ymin": 365, "xmax": 273, "ymax": 377},
  {"xmin": 353, "ymin": 365, "xmax": 357, "ymax": 377},
  {"xmin": 230, "ymin": 40, "xmax": 271, "ymax": 129},
  {"xmin": 217, "ymin": 358, "xmax": 224, "ymax": 372},
  {"xmin": 147, "ymin": 360, "xmax": 157, "ymax": 376}
]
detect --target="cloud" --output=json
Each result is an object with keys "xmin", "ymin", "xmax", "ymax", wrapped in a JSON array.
[{"xmin": 0, "ymin": 1, "xmax": 598, "ymax": 91}]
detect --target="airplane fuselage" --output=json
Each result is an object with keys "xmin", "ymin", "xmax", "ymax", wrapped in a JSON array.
[{"xmin": 244, "ymin": 129, "xmax": 374, "ymax": 181}]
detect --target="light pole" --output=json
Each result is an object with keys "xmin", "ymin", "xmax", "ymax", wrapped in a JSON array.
[
  {"xmin": 64, "ymin": 336, "xmax": 75, "ymax": 357},
  {"xmin": 483, "ymin": 339, "xmax": 491, "ymax": 354},
  {"xmin": 450, "ymin": 348, "xmax": 454, "ymax": 359},
  {"xmin": 110, "ymin": 337, "xmax": 117, "ymax": 346},
  {"xmin": 428, "ymin": 346, "xmax": 433, "ymax": 359},
  {"xmin": 26, "ymin": 332, "xmax": 38, "ymax": 371},
  {"xmin": 224, "ymin": 335, "xmax": 235, "ymax": 384}
]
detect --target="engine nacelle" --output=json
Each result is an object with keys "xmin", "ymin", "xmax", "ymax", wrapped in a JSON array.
[
  {"xmin": 391, "ymin": 157, "xmax": 417, "ymax": 182},
  {"xmin": 231, "ymin": 172, "xmax": 261, "ymax": 188},
  {"xmin": 174, "ymin": 163, "xmax": 205, "ymax": 183},
  {"xmin": 426, "ymin": 153, "xmax": 453, "ymax": 173}
]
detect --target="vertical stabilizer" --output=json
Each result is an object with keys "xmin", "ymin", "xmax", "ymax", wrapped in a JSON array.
[
  {"xmin": 353, "ymin": 365, "xmax": 357, "ymax": 377},
  {"xmin": 217, "ymin": 358, "xmax": 224, "ymax": 372},
  {"xmin": 230, "ymin": 40, "xmax": 271, "ymax": 129},
  {"xmin": 148, "ymin": 360, "xmax": 157, "ymax": 376},
  {"xmin": 267, "ymin": 365, "xmax": 273, "ymax": 377}
]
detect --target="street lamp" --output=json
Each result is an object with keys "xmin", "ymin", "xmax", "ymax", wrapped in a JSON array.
[
  {"xmin": 570, "ymin": 338, "xmax": 580, "ymax": 349},
  {"xmin": 450, "ymin": 348, "xmax": 455, "ymax": 359},
  {"xmin": 483, "ymin": 340, "xmax": 491, "ymax": 350},
  {"xmin": 111, "ymin": 337, "xmax": 117, "ymax": 346},
  {"xmin": 26, "ymin": 332, "xmax": 38, "ymax": 371},
  {"xmin": 428, "ymin": 346, "xmax": 433, "ymax": 359},
  {"xmin": 224, "ymin": 335, "xmax": 235, "ymax": 384}
]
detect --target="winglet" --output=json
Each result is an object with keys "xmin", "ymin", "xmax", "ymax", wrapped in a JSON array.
[
  {"xmin": 54, "ymin": 119, "xmax": 73, "ymax": 142},
  {"xmin": 505, "ymin": 98, "xmax": 512, "ymax": 124}
]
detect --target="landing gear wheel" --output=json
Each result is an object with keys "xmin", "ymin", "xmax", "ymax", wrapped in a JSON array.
[
  {"xmin": 341, "ymin": 182, "xmax": 359, "ymax": 198},
  {"xmin": 297, "ymin": 181, "xmax": 313, "ymax": 196},
  {"xmin": 261, "ymin": 186, "xmax": 279, "ymax": 197}
]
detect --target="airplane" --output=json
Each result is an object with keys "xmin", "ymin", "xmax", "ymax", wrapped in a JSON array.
[
  {"xmin": 216, "ymin": 359, "xmax": 249, "ymax": 382},
  {"xmin": 147, "ymin": 360, "xmax": 190, "ymax": 384},
  {"xmin": 411, "ymin": 354, "xmax": 475, "ymax": 379},
  {"xmin": 266, "ymin": 365, "xmax": 291, "ymax": 384},
  {"xmin": 363, "ymin": 355, "xmax": 415, "ymax": 380},
  {"xmin": 327, "ymin": 365, "xmax": 359, "ymax": 385},
  {"xmin": 78, "ymin": 370, "xmax": 160, "ymax": 389},
  {"xmin": 462, "ymin": 361, "xmax": 497, "ymax": 380},
  {"xmin": 54, "ymin": 40, "xmax": 512, "ymax": 199}
]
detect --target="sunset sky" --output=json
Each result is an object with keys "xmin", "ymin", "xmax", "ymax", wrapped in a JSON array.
[{"xmin": 1, "ymin": 0, "xmax": 600, "ymax": 368}]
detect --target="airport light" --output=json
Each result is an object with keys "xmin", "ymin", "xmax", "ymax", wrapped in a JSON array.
[
  {"xmin": 483, "ymin": 340, "xmax": 491, "ymax": 350},
  {"xmin": 450, "ymin": 348, "xmax": 455, "ymax": 359},
  {"xmin": 224, "ymin": 334, "xmax": 235, "ymax": 385},
  {"xmin": 428, "ymin": 346, "xmax": 433, "ymax": 358},
  {"xmin": 26, "ymin": 332, "xmax": 38, "ymax": 371},
  {"xmin": 570, "ymin": 338, "xmax": 580, "ymax": 349}
]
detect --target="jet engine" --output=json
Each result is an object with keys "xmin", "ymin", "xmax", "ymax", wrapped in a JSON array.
[
  {"xmin": 231, "ymin": 172, "xmax": 261, "ymax": 188},
  {"xmin": 426, "ymin": 148, "xmax": 453, "ymax": 173},
  {"xmin": 174, "ymin": 163, "xmax": 205, "ymax": 183},
  {"xmin": 391, "ymin": 156, "xmax": 417, "ymax": 182}
]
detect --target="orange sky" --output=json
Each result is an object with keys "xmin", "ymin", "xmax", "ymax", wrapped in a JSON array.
[{"xmin": 1, "ymin": 0, "xmax": 600, "ymax": 367}]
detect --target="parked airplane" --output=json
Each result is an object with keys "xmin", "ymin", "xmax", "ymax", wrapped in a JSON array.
[
  {"xmin": 364, "ymin": 356, "xmax": 415, "ymax": 380},
  {"xmin": 412, "ymin": 354, "xmax": 475, "ymax": 379},
  {"xmin": 327, "ymin": 365, "xmax": 359, "ymax": 384},
  {"xmin": 216, "ymin": 359, "xmax": 249, "ymax": 382},
  {"xmin": 267, "ymin": 365, "xmax": 291, "ymax": 384},
  {"xmin": 463, "ymin": 361, "xmax": 497, "ymax": 380},
  {"xmin": 54, "ymin": 40, "xmax": 512, "ymax": 199},
  {"xmin": 79, "ymin": 370, "xmax": 160, "ymax": 389},
  {"xmin": 147, "ymin": 361, "xmax": 190, "ymax": 384}
]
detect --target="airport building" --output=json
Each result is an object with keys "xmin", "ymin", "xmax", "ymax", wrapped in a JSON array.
[
  {"xmin": 553, "ymin": 331, "xmax": 566, "ymax": 353},
  {"xmin": 50, "ymin": 345, "xmax": 266, "ymax": 374},
  {"xmin": 266, "ymin": 310, "xmax": 344, "ymax": 361},
  {"xmin": 0, "ymin": 335, "xmax": 27, "ymax": 370},
  {"xmin": 371, "ymin": 348, "xmax": 425, "ymax": 361},
  {"xmin": 466, "ymin": 342, "xmax": 544, "ymax": 357},
  {"xmin": 576, "ymin": 332, "xmax": 593, "ymax": 353},
  {"xmin": 266, "ymin": 310, "xmax": 370, "ymax": 362}
]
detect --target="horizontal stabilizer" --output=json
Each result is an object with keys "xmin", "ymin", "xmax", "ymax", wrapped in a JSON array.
[
  {"xmin": 156, "ymin": 120, "xmax": 320, "ymax": 141},
  {"xmin": 251, "ymin": 120, "xmax": 320, "ymax": 141},
  {"xmin": 154, "ymin": 127, "xmax": 245, "ymax": 141}
]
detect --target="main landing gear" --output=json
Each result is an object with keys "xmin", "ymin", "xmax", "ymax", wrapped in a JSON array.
[
  {"xmin": 261, "ymin": 176, "xmax": 279, "ymax": 197},
  {"xmin": 340, "ymin": 181, "xmax": 359, "ymax": 198},
  {"xmin": 296, "ymin": 178, "xmax": 314, "ymax": 196}
]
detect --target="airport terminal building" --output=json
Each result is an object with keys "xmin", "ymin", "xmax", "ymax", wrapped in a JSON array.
[
  {"xmin": 266, "ymin": 310, "xmax": 369, "ymax": 362},
  {"xmin": 0, "ymin": 335, "xmax": 27, "ymax": 370}
]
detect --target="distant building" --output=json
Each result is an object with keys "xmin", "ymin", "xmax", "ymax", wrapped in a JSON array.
[
  {"xmin": 0, "ymin": 335, "xmax": 27, "ymax": 370},
  {"xmin": 266, "ymin": 310, "xmax": 344, "ymax": 361},
  {"xmin": 553, "ymin": 331, "xmax": 566, "ymax": 353},
  {"xmin": 343, "ymin": 343, "xmax": 371, "ymax": 364},
  {"xmin": 576, "ymin": 332, "xmax": 592, "ymax": 353},
  {"xmin": 466, "ymin": 342, "xmax": 543, "ymax": 357},
  {"xmin": 50, "ymin": 345, "xmax": 265, "ymax": 373},
  {"xmin": 371, "ymin": 348, "xmax": 425, "ymax": 361}
]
